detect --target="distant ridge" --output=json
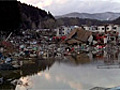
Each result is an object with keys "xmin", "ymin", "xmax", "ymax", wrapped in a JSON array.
[{"xmin": 56, "ymin": 12, "xmax": 120, "ymax": 21}]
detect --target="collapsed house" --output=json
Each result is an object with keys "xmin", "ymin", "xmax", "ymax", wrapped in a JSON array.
[
  {"xmin": 63, "ymin": 28, "xmax": 92, "ymax": 45},
  {"xmin": 62, "ymin": 27, "xmax": 119, "ymax": 46}
]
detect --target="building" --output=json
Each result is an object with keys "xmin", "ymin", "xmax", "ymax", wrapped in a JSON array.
[
  {"xmin": 56, "ymin": 26, "xmax": 79, "ymax": 37},
  {"xmin": 63, "ymin": 27, "xmax": 92, "ymax": 45},
  {"xmin": 84, "ymin": 25, "xmax": 120, "ymax": 34}
]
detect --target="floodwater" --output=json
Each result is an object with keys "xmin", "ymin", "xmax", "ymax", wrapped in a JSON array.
[{"xmin": 1, "ymin": 48, "xmax": 120, "ymax": 90}]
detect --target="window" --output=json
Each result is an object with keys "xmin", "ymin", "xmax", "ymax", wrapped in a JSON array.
[
  {"xmin": 113, "ymin": 31, "xmax": 116, "ymax": 34},
  {"xmin": 113, "ymin": 27, "xmax": 117, "ymax": 30},
  {"xmin": 102, "ymin": 28, "xmax": 104, "ymax": 30}
]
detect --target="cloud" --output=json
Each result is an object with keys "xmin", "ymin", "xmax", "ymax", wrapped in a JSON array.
[
  {"xmin": 18, "ymin": 0, "xmax": 68, "ymax": 8},
  {"xmin": 38, "ymin": 0, "xmax": 53, "ymax": 8},
  {"xmin": 18, "ymin": 0, "xmax": 120, "ymax": 15},
  {"xmin": 44, "ymin": 73, "xmax": 51, "ymax": 80}
]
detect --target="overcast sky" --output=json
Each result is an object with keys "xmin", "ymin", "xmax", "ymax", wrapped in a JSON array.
[{"xmin": 18, "ymin": 0, "xmax": 120, "ymax": 15}]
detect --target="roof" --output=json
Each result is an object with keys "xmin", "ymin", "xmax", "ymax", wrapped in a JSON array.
[
  {"xmin": 76, "ymin": 28, "xmax": 92, "ymax": 42},
  {"xmin": 67, "ymin": 39, "xmax": 82, "ymax": 44},
  {"xmin": 66, "ymin": 28, "xmax": 92, "ymax": 43},
  {"xmin": 67, "ymin": 28, "xmax": 77, "ymax": 39}
]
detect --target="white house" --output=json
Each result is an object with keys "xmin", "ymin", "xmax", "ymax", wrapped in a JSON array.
[
  {"xmin": 56, "ymin": 26, "xmax": 79, "ymax": 37},
  {"xmin": 83, "ymin": 26, "xmax": 98, "ymax": 32},
  {"xmin": 84, "ymin": 25, "xmax": 120, "ymax": 34}
]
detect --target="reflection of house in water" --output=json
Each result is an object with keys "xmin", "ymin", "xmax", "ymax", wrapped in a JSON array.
[
  {"xmin": 90, "ymin": 86, "xmax": 120, "ymax": 90},
  {"xmin": 89, "ymin": 47, "xmax": 119, "ymax": 61},
  {"xmin": 90, "ymin": 87, "xmax": 109, "ymax": 90},
  {"xmin": 57, "ymin": 53, "xmax": 90, "ymax": 66},
  {"xmin": 88, "ymin": 47, "xmax": 120, "ymax": 69}
]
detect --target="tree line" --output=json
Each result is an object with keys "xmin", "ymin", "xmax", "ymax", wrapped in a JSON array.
[{"xmin": 0, "ymin": 1, "xmax": 120, "ymax": 33}]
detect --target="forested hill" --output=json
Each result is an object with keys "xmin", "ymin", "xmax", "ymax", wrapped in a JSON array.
[
  {"xmin": 18, "ymin": 1, "xmax": 56, "ymax": 29},
  {"xmin": 56, "ymin": 17, "xmax": 109, "ymax": 27},
  {"xmin": 56, "ymin": 16, "xmax": 120, "ymax": 27},
  {"xmin": 111, "ymin": 17, "xmax": 120, "ymax": 25},
  {"xmin": 0, "ymin": 1, "xmax": 120, "ymax": 32},
  {"xmin": 0, "ymin": 1, "xmax": 21, "ymax": 32},
  {"xmin": 0, "ymin": 1, "xmax": 56, "ymax": 32}
]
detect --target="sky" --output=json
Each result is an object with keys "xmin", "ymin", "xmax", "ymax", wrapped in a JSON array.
[{"xmin": 18, "ymin": 0, "xmax": 120, "ymax": 15}]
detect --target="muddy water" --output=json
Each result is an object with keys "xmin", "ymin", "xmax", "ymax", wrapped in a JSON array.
[
  {"xmin": 1, "ymin": 49, "xmax": 120, "ymax": 90},
  {"xmin": 15, "ymin": 62, "xmax": 120, "ymax": 90}
]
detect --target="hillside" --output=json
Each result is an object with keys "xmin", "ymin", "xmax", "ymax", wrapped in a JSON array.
[
  {"xmin": 0, "ymin": 1, "xmax": 119, "ymax": 31},
  {"xmin": 0, "ymin": 1, "xmax": 21, "ymax": 32},
  {"xmin": 0, "ymin": 1, "xmax": 56, "ymax": 32},
  {"xmin": 56, "ymin": 17, "xmax": 109, "ymax": 27},
  {"xmin": 56, "ymin": 12, "xmax": 120, "ymax": 21},
  {"xmin": 112, "ymin": 17, "xmax": 120, "ymax": 25},
  {"xmin": 18, "ymin": 2, "xmax": 56, "ymax": 29}
]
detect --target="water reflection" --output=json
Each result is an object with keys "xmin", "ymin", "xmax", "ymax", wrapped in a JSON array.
[
  {"xmin": 21, "ymin": 59, "xmax": 55, "ymax": 76},
  {"xmin": 15, "ymin": 76, "xmax": 33, "ymax": 90},
  {"xmin": 0, "ymin": 59, "xmax": 55, "ymax": 90},
  {"xmin": 58, "ymin": 53, "xmax": 90, "ymax": 66},
  {"xmin": 1, "ymin": 48, "xmax": 120, "ymax": 90},
  {"xmin": 89, "ymin": 47, "xmax": 120, "ymax": 69}
]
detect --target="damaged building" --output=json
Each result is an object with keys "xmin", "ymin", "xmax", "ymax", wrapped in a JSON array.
[{"xmin": 63, "ymin": 28, "xmax": 92, "ymax": 45}]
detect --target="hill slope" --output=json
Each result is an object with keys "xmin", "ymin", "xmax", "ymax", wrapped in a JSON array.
[
  {"xmin": 56, "ymin": 17, "xmax": 109, "ymax": 27},
  {"xmin": 56, "ymin": 12, "xmax": 120, "ymax": 21},
  {"xmin": 112, "ymin": 17, "xmax": 120, "ymax": 24},
  {"xmin": 0, "ymin": 1, "xmax": 21, "ymax": 32},
  {"xmin": 18, "ymin": 2, "xmax": 56, "ymax": 29},
  {"xmin": 0, "ymin": 1, "xmax": 56, "ymax": 32}
]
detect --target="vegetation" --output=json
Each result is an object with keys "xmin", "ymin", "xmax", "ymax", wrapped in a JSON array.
[
  {"xmin": 56, "ymin": 15, "xmax": 120, "ymax": 27},
  {"xmin": 0, "ymin": 1, "xmax": 56, "ymax": 33},
  {"xmin": 18, "ymin": 2, "xmax": 56, "ymax": 29},
  {"xmin": 56, "ymin": 17, "xmax": 110, "ymax": 27},
  {"xmin": 111, "ymin": 17, "xmax": 120, "ymax": 25},
  {"xmin": 0, "ymin": 0, "xmax": 120, "ymax": 32},
  {"xmin": 0, "ymin": 1, "xmax": 21, "ymax": 33}
]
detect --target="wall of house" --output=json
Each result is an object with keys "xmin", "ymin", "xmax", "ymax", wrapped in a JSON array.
[
  {"xmin": 56, "ymin": 26, "xmax": 77, "ymax": 37},
  {"xmin": 83, "ymin": 25, "xmax": 120, "ymax": 33},
  {"xmin": 117, "ymin": 26, "xmax": 120, "ymax": 36},
  {"xmin": 84, "ymin": 26, "xmax": 90, "ymax": 30}
]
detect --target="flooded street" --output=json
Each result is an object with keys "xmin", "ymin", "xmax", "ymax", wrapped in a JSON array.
[
  {"xmin": 1, "ymin": 0, "xmax": 120, "ymax": 90},
  {"xmin": 16, "ymin": 61, "xmax": 120, "ymax": 90},
  {"xmin": 1, "ymin": 47, "xmax": 120, "ymax": 90}
]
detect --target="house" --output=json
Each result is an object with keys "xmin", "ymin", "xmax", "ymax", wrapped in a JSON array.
[
  {"xmin": 64, "ymin": 27, "xmax": 92, "ymax": 45},
  {"xmin": 97, "ymin": 25, "xmax": 119, "ymax": 33},
  {"xmin": 60, "ymin": 25, "xmax": 120, "ymax": 45},
  {"xmin": 56, "ymin": 26, "xmax": 79, "ymax": 37},
  {"xmin": 83, "ymin": 25, "xmax": 120, "ymax": 34}
]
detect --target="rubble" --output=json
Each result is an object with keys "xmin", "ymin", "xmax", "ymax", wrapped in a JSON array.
[{"xmin": 0, "ymin": 25, "xmax": 119, "ymax": 70}]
